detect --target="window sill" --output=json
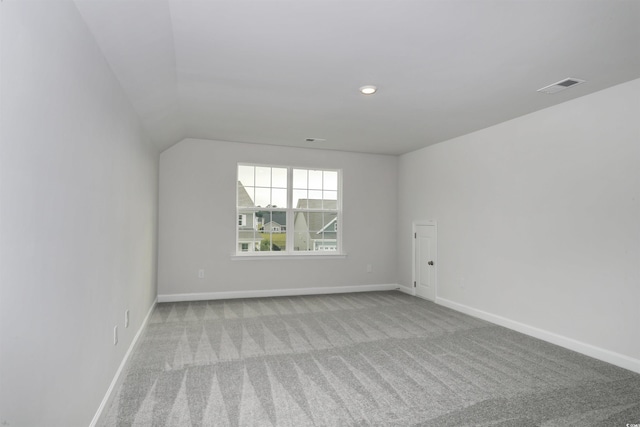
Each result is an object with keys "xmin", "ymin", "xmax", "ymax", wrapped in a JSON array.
[{"xmin": 231, "ymin": 253, "xmax": 348, "ymax": 261}]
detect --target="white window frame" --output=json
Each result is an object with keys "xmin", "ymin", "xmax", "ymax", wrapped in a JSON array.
[{"xmin": 234, "ymin": 163, "xmax": 344, "ymax": 259}]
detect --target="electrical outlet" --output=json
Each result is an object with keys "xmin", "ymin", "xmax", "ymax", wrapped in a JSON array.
[
  {"xmin": 125, "ymin": 310, "xmax": 130, "ymax": 328},
  {"xmin": 366, "ymin": 264, "xmax": 372, "ymax": 273},
  {"xmin": 198, "ymin": 269, "xmax": 205, "ymax": 279},
  {"xmin": 113, "ymin": 326, "xmax": 118, "ymax": 345}
]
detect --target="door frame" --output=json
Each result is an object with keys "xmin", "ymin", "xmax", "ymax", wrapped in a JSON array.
[{"xmin": 412, "ymin": 220, "xmax": 438, "ymax": 301}]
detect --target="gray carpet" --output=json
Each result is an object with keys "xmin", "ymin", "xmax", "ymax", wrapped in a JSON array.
[{"xmin": 100, "ymin": 291, "xmax": 640, "ymax": 426}]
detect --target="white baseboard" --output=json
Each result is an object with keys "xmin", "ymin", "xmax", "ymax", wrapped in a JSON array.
[
  {"xmin": 158, "ymin": 283, "xmax": 402, "ymax": 303},
  {"xmin": 90, "ymin": 298, "xmax": 157, "ymax": 427},
  {"xmin": 396, "ymin": 284, "xmax": 416, "ymax": 296},
  {"xmin": 436, "ymin": 297, "xmax": 640, "ymax": 375}
]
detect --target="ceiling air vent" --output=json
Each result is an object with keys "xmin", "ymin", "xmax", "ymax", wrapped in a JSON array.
[{"xmin": 537, "ymin": 78, "xmax": 586, "ymax": 94}]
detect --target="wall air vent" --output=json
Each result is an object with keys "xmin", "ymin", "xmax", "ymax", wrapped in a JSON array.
[{"xmin": 537, "ymin": 78, "xmax": 586, "ymax": 94}]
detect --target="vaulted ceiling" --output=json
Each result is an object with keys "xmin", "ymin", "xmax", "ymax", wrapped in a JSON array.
[{"xmin": 75, "ymin": 0, "xmax": 640, "ymax": 155}]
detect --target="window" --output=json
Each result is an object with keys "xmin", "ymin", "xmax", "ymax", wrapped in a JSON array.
[{"xmin": 237, "ymin": 164, "xmax": 341, "ymax": 255}]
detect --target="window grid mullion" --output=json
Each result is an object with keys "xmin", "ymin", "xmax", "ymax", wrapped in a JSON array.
[{"xmin": 286, "ymin": 167, "xmax": 294, "ymax": 253}]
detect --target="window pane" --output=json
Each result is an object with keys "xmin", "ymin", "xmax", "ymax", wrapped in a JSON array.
[
  {"xmin": 259, "ymin": 235, "xmax": 285, "ymax": 252},
  {"xmin": 238, "ymin": 229, "xmax": 260, "ymax": 252},
  {"xmin": 262, "ymin": 213, "xmax": 286, "ymax": 251},
  {"xmin": 306, "ymin": 211, "xmax": 324, "ymax": 232},
  {"xmin": 322, "ymin": 212, "xmax": 338, "ymax": 232},
  {"xmin": 308, "ymin": 190, "xmax": 322, "ymax": 205},
  {"xmin": 323, "ymin": 191, "xmax": 337, "ymax": 200},
  {"xmin": 317, "ymin": 236, "xmax": 337, "ymax": 251},
  {"xmin": 316, "ymin": 230, "xmax": 337, "ymax": 251},
  {"xmin": 256, "ymin": 211, "xmax": 270, "ymax": 230},
  {"xmin": 293, "ymin": 211, "xmax": 337, "ymax": 252},
  {"xmin": 272, "ymin": 188, "xmax": 287, "ymax": 208},
  {"xmin": 254, "ymin": 187, "xmax": 270, "ymax": 207},
  {"xmin": 322, "ymin": 191, "xmax": 337, "ymax": 210},
  {"xmin": 293, "ymin": 189, "xmax": 307, "ymax": 209},
  {"xmin": 293, "ymin": 169, "xmax": 307, "ymax": 189},
  {"xmin": 323, "ymin": 200, "xmax": 337, "ymax": 210},
  {"xmin": 294, "ymin": 231, "xmax": 310, "ymax": 251},
  {"xmin": 272, "ymin": 168, "xmax": 287, "ymax": 188},
  {"xmin": 256, "ymin": 211, "xmax": 287, "ymax": 252},
  {"xmin": 258, "ymin": 211, "xmax": 282, "ymax": 230},
  {"xmin": 257, "ymin": 235, "xmax": 270, "ymax": 252},
  {"xmin": 238, "ymin": 210, "xmax": 255, "ymax": 228},
  {"xmin": 293, "ymin": 211, "xmax": 310, "ymax": 251},
  {"xmin": 238, "ymin": 185, "xmax": 255, "ymax": 207},
  {"xmin": 238, "ymin": 165, "xmax": 255, "ymax": 187},
  {"xmin": 255, "ymin": 167, "xmax": 271, "ymax": 187},
  {"xmin": 308, "ymin": 170, "xmax": 323, "ymax": 190},
  {"xmin": 323, "ymin": 171, "xmax": 338, "ymax": 191}
]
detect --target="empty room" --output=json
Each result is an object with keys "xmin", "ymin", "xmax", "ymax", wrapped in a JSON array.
[{"xmin": 1, "ymin": 0, "xmax": 639, "ymax": 426}]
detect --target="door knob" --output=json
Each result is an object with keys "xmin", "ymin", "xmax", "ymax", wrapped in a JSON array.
[{"xmin": 428, "ymin": 261, "xmax": 434, "ymax": 266}]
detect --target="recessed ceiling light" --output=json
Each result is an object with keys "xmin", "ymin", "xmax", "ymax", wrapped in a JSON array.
[
  {"xmin": 359, "ymin": 85, "xmax": 377, "ymax": 95},
  {"xmin": 305, "ymin": 138, "xmax": 326, "ymax": 143}
]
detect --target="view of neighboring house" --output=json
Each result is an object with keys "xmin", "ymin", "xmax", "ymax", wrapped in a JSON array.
[
  {"xmin": 237, "ymin": 182, "xmax": 289, "ymax": 251},
  {"xmin": 237, "ymin": 181, "xmax": 262, "ymax": 252},
  {"xmin": 257, "ymin": 211, "xmax": 286, "ymax": 231},
  {"xmin": 262, "ymin": 221, "xmax": 285, "ymax": 233},
  {"xmin": 238, "ymin": 182, "xmax": 337, "ymax": 252},
  {"xmin": 293, "ymin": 199, "xmax": 338, "ymax": 251}
]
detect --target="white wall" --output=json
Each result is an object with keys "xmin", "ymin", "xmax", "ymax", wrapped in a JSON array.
[
  {"xmin": 0, "ymin": 2, "xmax": 158, "ymax": 425},
  {"xmin": 397, "ymin": 79, "xmax": 640, "ymax": 369},
  {"xmin": 158, "ymin": 138, "xmax": 397, "ymax": 298}
]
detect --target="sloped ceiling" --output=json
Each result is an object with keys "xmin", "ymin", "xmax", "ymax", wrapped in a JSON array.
[{"xmin": 75, "ymin": 0, "xmax": 640, "ymax": 155}]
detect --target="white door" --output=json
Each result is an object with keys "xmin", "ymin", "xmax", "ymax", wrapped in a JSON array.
[{"xmin": 414, "ymin": 224, "xmax": 437, "ymax": 301}]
